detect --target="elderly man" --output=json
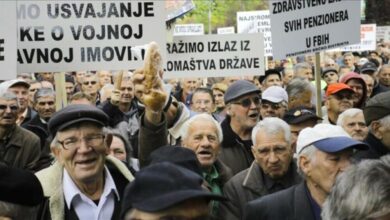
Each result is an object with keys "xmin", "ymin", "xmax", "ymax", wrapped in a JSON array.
[
  {"xmin": 244, "ymin": 124, "xmax": 368, "ymax": 220},
  {"xmin": 0, "ymin": 79, "xmax": 37, "ymax": 126},
  {"xmin": 173, "ymin": 77, "xmax": 199, "ymax": 107},
  {"xmin": 23, "ymin": 88, "xmax": 57, "ymax": 170},
  {"xmin": 286, "ymin": 77, "xmax": 315, "ymax": 109},
  {"xmin": 81, "ymin": 72, "xmax": 101, "ymax": 105},
  {"xmin": 360, "ymin": 62, "xmax": 389, "ymax": 97},
  {"xmin": 259, "ymin": 69, "xmax": 282, "ymax": 91},
  {"xmin": 337, "ymin": 108, "xmax": 368, "ymax": 141},
  {"xmin": 322, "ymin": 68, "xmax": 339, "ymax": 85},
  {"xmin": 219, "ymin": 118, "xmax": 301, "ymax": 220},
  {"xmin": 322, "ymin": 155, "xmax": 390, "ymax": 220},
  {"xmin": 378, "ymin": 64, "xmax": 390, "ymax": 88},
  {"xmin": 323, "ymin": 83, "xmax": 354, "ymax": 124},
  {"xmin": 36, "ymin": 104, "xmax": 133, "ymax": 219},
  {"xmin": 0, "ymin": 91, "xmax": 41, "ymax": 172},
  {"xmin": 294, "ymin": 63, "xmax": 313, "ymax": 81},
  {"xmin": 260, "ymin": 86, "xmax": 288, "ymax": 119},
  {"xmin": 355, "ymin": 91, "xmax": 390, "ymax": 160},
  {"xmin": 219, "ymin": 80, "xmax": 261, "ymax": 175}
]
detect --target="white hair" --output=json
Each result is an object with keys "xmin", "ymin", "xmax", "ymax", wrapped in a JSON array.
[
  {"xmin": 251, "ymin": 117, "xmax": 291, "ymax": 146},
  {"xmin": 181, "ymin": 113, "xmax": 223, "ymax": 143},
  {"xmin": 336, "ymin": 108, "xmax": 364, "ymax": 126},
  {"xmin": 296, "ymin": 144, "xmax": 317, "ymax": 177}
]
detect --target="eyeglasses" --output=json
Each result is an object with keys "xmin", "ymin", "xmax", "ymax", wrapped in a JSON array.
[
  {"xmin": 57, "ymin": 134, "xmax": 105, "ymax": 150},
  {"xmin": 83, "ymin": 81, "xmax": 97, "ymax": 85},
  {"xmin": 231, "ymin": 96, "xmax": 260, "ymax": 108},
  {"xmin": 261, "ymin": 102, "xmax": 282, "ymax": 110},
  {"xmin": 0, "ymin": 105, "xmax": 18, "ymax": 112}
]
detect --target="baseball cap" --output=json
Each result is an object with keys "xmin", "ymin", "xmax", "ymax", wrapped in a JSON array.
[
  {"xmin": 121, "ymin": 162, "xmax": 226, "ymax": 214},
  {"xmin": 283, "ymin": 106, "xmax": 322, "ymax": 124},
  {"xmin": 0, "ymin": 79, "xmax": 30, "ymax": 95},
  {"xmin": 224, "ymin": 80, "xmax": 260, "ymax": 104},
  {"xmin": 326, "ymin": 83, "xmax": 354, "ymax": 97},
  {"xmin": 262, "ymin": 86, "xmax": 288, "ymax": 103},
  {"xmin": 48, "ymin": 104, "xmax": 109, "ymax": 136},
  {"xmin": 360, "ymin": 62, "xmax": 377, "ymax": 73},
  {"xmin": 296, "ymin": 124, "xmax": 368, "ymax": 154}
]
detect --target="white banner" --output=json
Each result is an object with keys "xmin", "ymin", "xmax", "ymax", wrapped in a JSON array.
[
  {"xmin": 339, "ymin": 24, "xmax": 376, "ymax": 51},
  {"xmin": 268, "ymin": 0, "xmax": 361, "ymax": 59},
  {"xmin": 217, "ymin": 27, "xmax": 235, "ymax": 35},
  {"xmin": 237, "ymin": 10, "xmax": 272, "ymax": 56},
  {"xmin": 0, "ymin": 1, "xmax": 17, "ymax": 80},
  {"xmin": 165, "ymin": 33, "xmax": 265, "ymax": 79},
  {"xmin": 377, "ymin": 26, "xmax": 390, "ymax": 42},
  {"xmin": 17, "ymin": 1, "xmax": 166, "ymax": 73},
  {"xmin": 173, "ymin": 24, "xmax": 204, "ymax": 36}
]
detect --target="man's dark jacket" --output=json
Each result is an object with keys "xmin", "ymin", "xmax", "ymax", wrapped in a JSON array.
[
  {"xmin": 219, "ymin": 161, "xmax": 301, "ymax": 220},
  {"xmin": 244, "ymin": 182, "xmax": 316, "ymax": 220},
  {"xmin": 219, "ymin": 116, "xmax": 254, "ymax": 175},
  {"xmin": 354, "ymin": 132, "xmax": 390, "ymax": 160}
]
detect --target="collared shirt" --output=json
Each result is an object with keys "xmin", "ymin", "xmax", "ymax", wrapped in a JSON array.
[
  {"xmin": 304, "ymin": 183, "xmax": 322, "ymax": 220},
  {"xmin": 16, "ymin": 108, "xmax": 28, "ymax": 125},
  {"xmin": 63, "ymin": 166, "xmax": 119, "ymax": 220}
]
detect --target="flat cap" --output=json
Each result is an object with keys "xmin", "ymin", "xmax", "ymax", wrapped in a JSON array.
[
  {"xmin": 0, "ymin": 165, "xmax": 44, "ymax": 206},
  {"xmin": 224, "ymin": 80, "xmax": 260, "ymax": 104},
  {"xmin": 360, "ymin": 62, "xmax": 377, "ymax": 73},
  {"xmin": 121, "ymin": 162, "xmax": 225, "ymax": 215},
  {"xmin": 363, "ymin": 91, "xmax": 390, "ymax": 125},
  {"xmin": 283, "ymin": 106, "xmax": 321, "ymax": 125},
  {"xmin": 48, "ymin": 104, "xmax": 109, "ymax": 136}
]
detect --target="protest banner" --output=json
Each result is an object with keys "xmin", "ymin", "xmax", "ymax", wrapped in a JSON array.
[
  {"xmin": 174, "ymin": 24, "xmax": 204, "ymax": 36},
  {"xmin": 268, "ymin": 0, "xmax": 360, "ymax": 59},
  {"xmin": 377, "ymin": 26, "xmax": 390, "ymax": 42},
  {"xmin": 0, "ymin": 1, "xmax": 17, "ymax": 80},
  {"xmin": 337, "ymin": 24, "xmax": 376, "ymax": 51},
  {"xmin": 165, "ymin": 33, "xmax": 265, "ymax": 79},
  {"xmin": 237, "ymin": 10, "xmax": 272, "ymax": 56},
  {"xmin": 17, "ymin": 1, "xmax": 166, "ymax": 73},
  {"xmin": 217, "ymin": 27, "xmax": 235, "ymax": 35}
]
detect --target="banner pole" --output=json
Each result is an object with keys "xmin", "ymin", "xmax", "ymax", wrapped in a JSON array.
[{"xmin": 315, "ymin": 52, "xmax": 322, "ymax": 117}]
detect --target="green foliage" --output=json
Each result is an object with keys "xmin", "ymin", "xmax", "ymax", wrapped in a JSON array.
[{"xmin": 177, "ymin": 0, "xmax": 267, "ymax": 34}]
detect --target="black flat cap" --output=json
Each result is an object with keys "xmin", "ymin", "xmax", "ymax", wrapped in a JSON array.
[
  {"xmin": 121, "ymin": 162, "xmax": 225, "ymax": 215},
  {"xmin": 48, "ymin": 104, "xmax": 109, "ymax": 136},
  {"xmin": 364, "ymin": 91, "xmax": 390, "ymax": 125},
  {"xmin": 148, "ymin": 145, "xmax": 203, "ymax": 176},
  {"xmin": 283, "ymin": 106, "xmax": 322, "ymax": 125},
  {"xmin": 259, "ymin": 69, "xmax": 282, "ymax": 84},
  {"xmin": 224, "ymin": 80, "xmax": 260, "ymax": 104},
  {"xmin": 0, "ymin": 165, "xmax": 44, "ymax": 206}
]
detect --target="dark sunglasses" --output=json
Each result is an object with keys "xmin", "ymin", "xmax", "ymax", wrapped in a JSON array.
[
  {"xmin": 0, "ymin": 105, "xmax": 18, "ymax": 111},
  {"xmin": 83, "ymin": 81, "xmax": 97, "ymax": 85},
  {"xmin": 232, "ymin": 96, "xmax": 260, "ymax": 108},
  {"xmin": 333, "ymin": 92, "xmax": 353, "ymax": 100}
]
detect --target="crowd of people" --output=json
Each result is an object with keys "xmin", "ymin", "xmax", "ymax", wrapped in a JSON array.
[{"xmin": 0, "ymin": 42, "xmax": 390, "ymax": 220}]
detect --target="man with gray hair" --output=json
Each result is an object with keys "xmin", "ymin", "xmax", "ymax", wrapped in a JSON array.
[
  {"xmin": 220, "ymin": 117, "xmax": 301, "ymax": 220},
  {"xmin": 244, "ymin": 124, "xmax": 367, "ymax": 220},
  {"xmin": 294, "ymin": 62, "xmax": 313, "ymax": 81},
  {"xmin": 355, "ymin": 90, "xmax": 390, "ymax": 160},
  {"xmin": 286, "ymin": 77, "xmax": 315, "ymax": 109},
  {"xmin": 322, "ymin": 155, "xmax": 390, "ymax": 220},
  {"xmin": 0, "ymin": 91, "xmax": 41, "ymax": 172},
  {"xmin": 337, "ymin": 108, "xmax": 368, "ymax": 141}
]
